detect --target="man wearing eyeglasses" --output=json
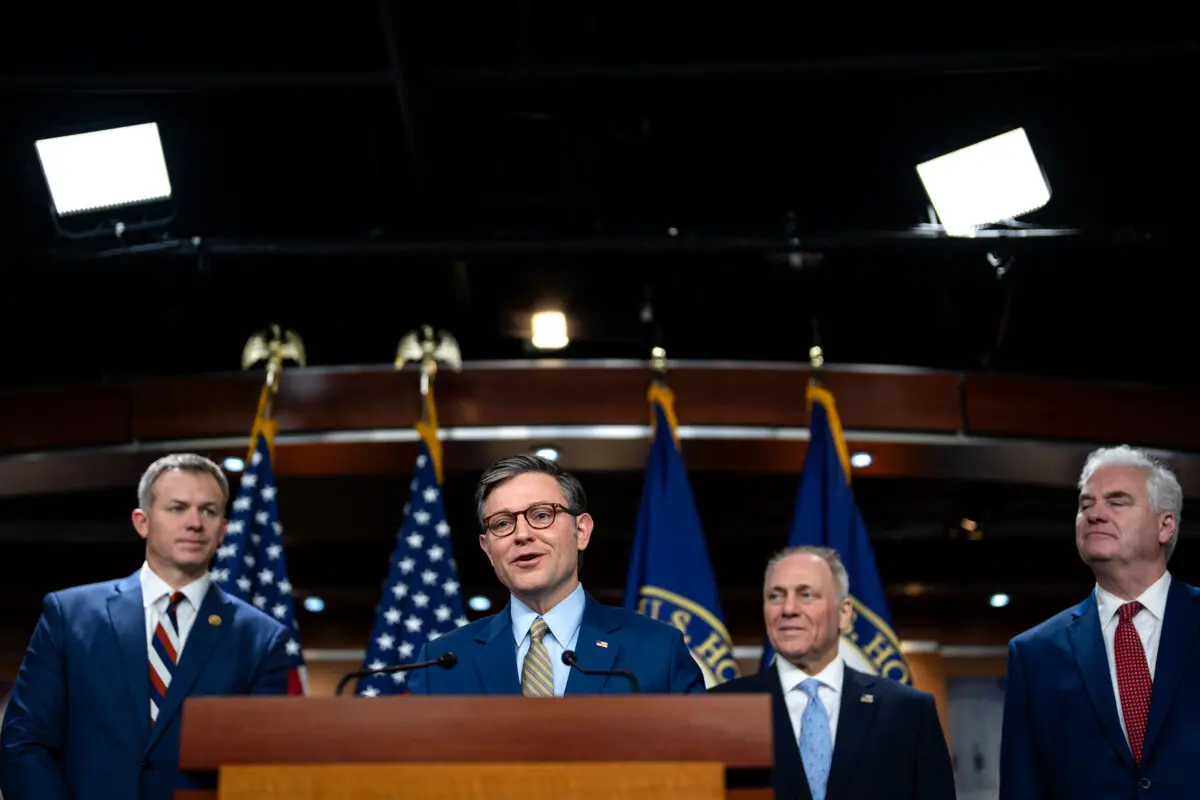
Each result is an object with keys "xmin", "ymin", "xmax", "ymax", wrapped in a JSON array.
[{"xmin": 407, "ymin": 453, "xmax": 704, "ymax": 696}]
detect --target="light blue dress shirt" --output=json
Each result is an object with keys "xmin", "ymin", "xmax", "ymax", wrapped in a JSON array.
[{"xmin": 510, "ymin": 582, "xmax": 586, "ymax": 696}]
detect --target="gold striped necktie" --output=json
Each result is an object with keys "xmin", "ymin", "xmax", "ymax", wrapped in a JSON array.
[{"xmin": 521, "ymin": 616, "xmax": 555, "ymax": 697}]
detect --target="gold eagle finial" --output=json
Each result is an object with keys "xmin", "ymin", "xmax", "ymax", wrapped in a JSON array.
[
  {"xmin": 395, "ymin": 325, "xmax": 461, "ymax": 396},
  {"xmin": 242, "ymin": 324, "xmax": 307, "ymax": 392}
]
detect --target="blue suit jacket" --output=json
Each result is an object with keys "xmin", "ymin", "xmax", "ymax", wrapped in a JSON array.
[
  {"xmin": 1000, "ymin": 577, "xmax": 1200, "ymax": 800},
  {"xmin": 709, "ymin": 662, "xmax": 955, "ymax": 800},
  {"xmin": 0, "ymin": 571, "xmax": 292, "ymax": 800},
  {"xmin": 407, "ymin": 592, "xmax": 705, "ymax": 695}
]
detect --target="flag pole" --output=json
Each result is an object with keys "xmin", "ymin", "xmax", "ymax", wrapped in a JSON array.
[
  {"xmin": 394, "ymin": 325, "xmax": 461, "ymax": 485},
  {"xmin": 240, "ymin": 324, "xmax": 307, "ymax": 460}
]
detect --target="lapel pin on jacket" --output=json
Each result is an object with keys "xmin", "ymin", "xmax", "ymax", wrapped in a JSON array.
[
  {"xmin": 208, "ymin": 614, "xmax": 222, "ymax": 626},
  {"xmin": 861, "ymin": 694, "xmax": 874, "ymax": 703},
  {"xmin": 596, "ymin": 641, "xmax": 608, "ymax": 648}
]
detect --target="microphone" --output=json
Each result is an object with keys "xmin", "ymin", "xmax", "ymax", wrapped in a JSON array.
[
  {"xmin": 335, "ymin": 652, "xmax": 457, "ymax": 696},
  {"xmin": 561, "ymin": 650, "xmax": 640, "ymax": 694}
]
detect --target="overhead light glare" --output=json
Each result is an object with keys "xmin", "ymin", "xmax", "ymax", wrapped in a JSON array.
[
  {"xmin": 35, "ymin": 122, "xmax": 172, "ymax": 217},
  {"xmin": 534, "ymin": 447, "xmax": 559, "ymax": 461},
  {"xmin": 916, "ymin": 127, "xmax": 1049, "ymax": 237},
  {"xmin": 222, "ymin": 457, "xmax": 245, "ymax": 473},
  {"xmin": 531, "ymin": 311, "xmax": 569, "ymax": 350},
  {"xmin": 849, "ymin": 452, "xmax": 872, "ymax": 468},
  {"xmin": 989, "ymin": 593, "xmax": 1010, "ymax": 608}
]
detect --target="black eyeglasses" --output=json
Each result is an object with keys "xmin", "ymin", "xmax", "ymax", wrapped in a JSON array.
[{"xmin": 482, "ymin": 503, "xmax": 578, "ymax": 537}]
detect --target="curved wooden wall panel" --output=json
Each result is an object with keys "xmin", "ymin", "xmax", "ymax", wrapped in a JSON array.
[{"xmin": 1, "ymin": 361, "xmax": 1199, "ymax": 498}]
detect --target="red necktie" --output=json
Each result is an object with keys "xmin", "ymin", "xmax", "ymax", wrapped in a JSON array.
[{"xmin": 1115, "ymin": 601, "xmax": 1152, "ymax": 764}]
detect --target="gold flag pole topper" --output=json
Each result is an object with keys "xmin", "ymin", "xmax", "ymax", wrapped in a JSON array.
[
  {"xmin": 394, "ymin": 325, "xmax": 462, "ymax": 484},
  {"xmin": 241, "ymin": 324, "xmax": 307, "ymax": 459}
]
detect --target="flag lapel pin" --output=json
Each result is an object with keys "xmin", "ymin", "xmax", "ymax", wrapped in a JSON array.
[
  {"xmin": 861, "ymin": 694, "xmax": 874, "ymax": 703},
  {"xmin": 596, "ymin": 641, "xmax": 608, "ymax": 648}
]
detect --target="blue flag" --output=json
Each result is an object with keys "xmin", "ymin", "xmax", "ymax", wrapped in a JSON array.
[
  {"xmin": 210, "ymin": 425, "xmax": 308, "ymax": 695},
  {"xmin": 624, "ymin": 384, "xmax": 738, "ymax": 687},
  {"xmin": 356, "ymin": 395, "xmax": 469, "ymax": 696},
  {"xmin": 760, "ymin": 382, "xmax": 911, "ymax": 684}
]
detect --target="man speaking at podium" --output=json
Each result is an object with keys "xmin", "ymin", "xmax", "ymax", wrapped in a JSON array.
[{"xmin": 408, "ymin": 453, "xmax": 704, "ymax": 696}]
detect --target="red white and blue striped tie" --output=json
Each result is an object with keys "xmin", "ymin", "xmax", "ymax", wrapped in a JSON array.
[{"xmin": 149, "ymin": 591, "xmax": 185, "ymax": 726}]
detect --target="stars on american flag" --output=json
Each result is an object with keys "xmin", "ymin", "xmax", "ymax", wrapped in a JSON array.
[
  {"xmin": 210, "ymin": 435, "xmax": 307, "ymax": 694},
  {"xmin": 357, "ymin": 448, "xmax": 468, "ymax": 697}
]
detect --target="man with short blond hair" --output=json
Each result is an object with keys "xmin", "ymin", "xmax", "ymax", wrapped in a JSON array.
[{"xmin": 0, "ymin": 453, "xmax": 291, "ymax": 800}]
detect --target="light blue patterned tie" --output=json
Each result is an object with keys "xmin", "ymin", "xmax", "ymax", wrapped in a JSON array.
[{"xmin": 799, "ymin": 678, "xmax": 832, "ymax": 800}]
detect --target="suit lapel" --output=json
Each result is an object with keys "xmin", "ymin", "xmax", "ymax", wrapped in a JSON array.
[
  {"xmin": 1067, "ymin": 592, "xmax": 1134, "ymax": 769},
  {"xmin": 763, "ymin": 668, "xmax": 809, "ymax": 800},
  {"xmin": 1143, "ymin": 579, "xmax": 1200, "ymax": 759},
  {"xmin": 473, "ymin": 606, "xmax": 521, "ymax": 695},
  {"xmin": 565, "ymin": 595, "xmax": 621, "ymax": 694},
  {"xmin": 106, "ymin": 573, "xmax": 151, "ymax": 744},
  {"xmin": 826, "ymin": 665, "xmax": 877, "ymax": 797},
  {"xmin": 145, "ymin": 584, "xmax": 236, "ymax": 753}
]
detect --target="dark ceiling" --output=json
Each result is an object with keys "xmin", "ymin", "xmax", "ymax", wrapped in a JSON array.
[{"xmin": 0, "ymin": 6, "xmax": 1198, "ymax": 389}]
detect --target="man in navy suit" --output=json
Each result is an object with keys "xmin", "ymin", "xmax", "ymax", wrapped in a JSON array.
[
  {"xmin": 709, "ymin": 546, "xmax": 955, "ymax": 800},
  {"xmin": 1000, "ymin": 445, "xmax": 1200, "ymax": 799},
  {"xmin": 408, "ymin": 453, "xmax": 704, "ymax": 696},
  {"xmin": 0, "ymin": 453, "xmax": 292, "ymax": 800}
]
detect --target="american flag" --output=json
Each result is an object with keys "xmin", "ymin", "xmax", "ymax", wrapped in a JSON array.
[
  {"xmin": 210, "ymin": 432, "xmax": 308, "ymax": 695},
  {"xmin": 356, "ymin": 439, "xmax": 469, "ymax": 696}
]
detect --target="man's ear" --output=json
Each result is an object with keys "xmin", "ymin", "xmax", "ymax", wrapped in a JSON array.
[
  {"xmin": 132, "ymin": 509, "xmax": 150, "ymax": 541},
  {"xmin": 1159, "ymin": 512, "xmax": 1177, "ymax": 546},
  {"xmin": 574, "ymin": 513, "xmax": 594, "ymax": 552}
]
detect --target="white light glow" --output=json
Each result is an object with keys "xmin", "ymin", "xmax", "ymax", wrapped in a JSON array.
[
  {"xmin": 850, "ymin": 452, "xmax": 872, "ymax": 468},
  {"xmin": 468, "ymin": 596, "xmax": 492, "ymax": 612},
  {"xmin": 222, "ymin": 457, "xmax": 245, "ymax": 472},
  {"xmin": 534, "ymin": 447, "xmax": 559, "ymax": 461},
  {"xmin": 35, "ymin": 122, "xmax": 172, "ymax": 216},
  {"xmin": 531, "ymin": 311, "xmax": 569, "ymax": 350},
  {"xmin": 989, "ymin": 593, "xmax": 1010, "ymax": 608},
  {"xmin": 304, "ymin": 596, "xmax": 325, "ymax": 613},
  {"xmin": 916, "ymin": 128, "xmax": 1050, "ymax": 237}
]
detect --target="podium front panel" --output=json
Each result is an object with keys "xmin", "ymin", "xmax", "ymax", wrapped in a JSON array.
[
  {"xmin": 179, "ymin": 696, "xmax": 772, "ymax": 769},
  {"xmin": 213, "ymin": 763, "xmax": 725, "ymax": 800}
]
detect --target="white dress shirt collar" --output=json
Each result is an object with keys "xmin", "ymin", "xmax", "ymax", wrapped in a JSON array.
[
  {"xmin": 1095, "ymin": 570, "xmax": 1171, "ymax": 626},
  {"xmin": 140, "ymin": 561, "xmax": 211, "ymax": 611},
  {"xmin": 775, "ymin": 651, "xmax": 846, "ymax": 695}
]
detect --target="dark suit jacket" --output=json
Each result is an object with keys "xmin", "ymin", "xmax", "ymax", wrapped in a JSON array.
[
  {"xmin": 407, "ymin": 591, "xmax": 705, "ymax": 694},
  {"xmin": 709, "ymin": 661, "xmax": 955, "ymax": 800},
  {"xmin": 0, "ymin": 571, "xmax": 292, "ymax": 800},
  {"xmin": 1000, "ymin": 577, "xmax": 1200, "ymax": 800}
]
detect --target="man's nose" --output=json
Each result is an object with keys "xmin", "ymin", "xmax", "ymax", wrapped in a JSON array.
[{"xmin": 512, "ymin": 516, "xmax": 535, "ymax": 542}]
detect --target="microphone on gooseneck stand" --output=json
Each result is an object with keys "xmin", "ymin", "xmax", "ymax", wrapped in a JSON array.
[
  {"xmin": 335, "ymin": 652, "xmax": 458, "ymax": 696},
  {"xmin": 561, "ymin": 650, "xmax": 640, "ymax": 694}
]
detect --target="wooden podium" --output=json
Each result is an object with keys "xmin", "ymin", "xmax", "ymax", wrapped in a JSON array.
[{"xmin": 175, "ymin": 695, "xmax": 773, "ymax": 800}]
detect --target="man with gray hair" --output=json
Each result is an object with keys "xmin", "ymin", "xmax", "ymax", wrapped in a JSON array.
[
  {"xmin": 1, "ymin": 453, "xmax": 292, "ymax": 800},
  {"xmin": 408, "ymin": 453, "xmax": 704, "ymax": 696},
  {"xmin": 709, "ymin": 545, "xmax": 955, "ymax": 799},
  {"xmin": 1000, "ymin": 445, "xmax": 1200, "ymax": 799}
]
